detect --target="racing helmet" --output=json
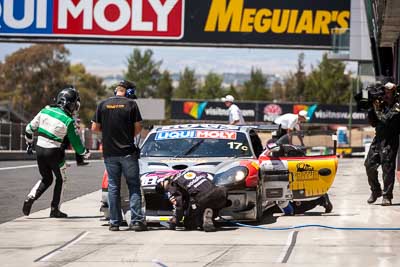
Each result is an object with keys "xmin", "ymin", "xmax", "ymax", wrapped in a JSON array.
[{"xmin": 56, "ymin": 87, "xmax": 80, "ymax": 115}]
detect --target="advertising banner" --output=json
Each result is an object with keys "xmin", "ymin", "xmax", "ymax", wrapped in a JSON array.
[
  {"xmin": 0, "ymin": 0, "xmax": 350, "ymax": 49},
  {"xmin": 171, "ymin": 100, "xmax": 368, "ymax": 125}
]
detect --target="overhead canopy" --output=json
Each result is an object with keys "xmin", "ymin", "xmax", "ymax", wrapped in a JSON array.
[
  {"xmin": 371, "ymin": 0, "xmax": 400, "ymax": 47},
  {"xmin": 0, "ymin": 0, "xmax": 350, "ymax": 49}
]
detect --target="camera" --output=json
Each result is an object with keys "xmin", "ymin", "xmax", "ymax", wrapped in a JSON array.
[{"xmin": 355, "ymin": 84, "xmax": 386, "ymax": 111}]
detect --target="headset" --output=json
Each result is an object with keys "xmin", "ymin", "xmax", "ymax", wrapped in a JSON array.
[{"xmin": 114, "ymin": 80, "xmax": 137, "ymax": 99}]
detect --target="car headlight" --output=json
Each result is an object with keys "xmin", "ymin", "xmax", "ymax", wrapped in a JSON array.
[{"xmin": 213, "ymin": 166, "xmax": 249, "ymax": 186}]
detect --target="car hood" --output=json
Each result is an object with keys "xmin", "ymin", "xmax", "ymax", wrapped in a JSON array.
[{"xmin": 139, "ymin": 156, "xmax": 251, "ymax": 176}]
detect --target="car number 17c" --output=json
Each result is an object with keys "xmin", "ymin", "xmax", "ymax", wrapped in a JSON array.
[{"xmin": 227, "ymin": 142, "xmax": 248, "ymax": 151}]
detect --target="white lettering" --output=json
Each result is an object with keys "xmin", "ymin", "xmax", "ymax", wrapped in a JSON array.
[
  {"xmin": 59, "ymin": 0, "xmax": 92, "ymax": 30},
  {"xmin": 131, "ymin": 0, "xmax": 152, "ymax": 31},
  {"xmin": 36, "ymin": 0, "xmax": 47, "ymax": 28},
  {"xmin": 148, "ymin": 0, "xmax": 178, "ymax": 31},
  {"xmin": 3, "ymin": 0, "xmax": 34, "ymax": 29},
  {"xmin": 94, "ymin": 0, "xmax": 130, "ymax": 31}
]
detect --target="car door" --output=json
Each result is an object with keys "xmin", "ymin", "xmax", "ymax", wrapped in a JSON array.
[{"xmin": 283, "ymin": 130, "xmax": 338, "ymax": 200}]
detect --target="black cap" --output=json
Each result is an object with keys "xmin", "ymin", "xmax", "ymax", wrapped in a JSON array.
[{"xmin": 118, "ymin": 80, "xmax": 136, "ymax": 90}]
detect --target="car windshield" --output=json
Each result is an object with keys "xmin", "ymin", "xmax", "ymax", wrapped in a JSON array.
[{"xmin": 140, "ymin": 131, "xmax": 253, "ymax": 158}]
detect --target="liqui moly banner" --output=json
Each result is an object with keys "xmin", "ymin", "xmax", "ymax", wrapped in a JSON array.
[
  {"xmin": 0, "ymin": 0, "xmax": 184, "ymax": 39},
  {"xmin": 0, "ymin": 0, "xmax": 350, "ymax": 48}
]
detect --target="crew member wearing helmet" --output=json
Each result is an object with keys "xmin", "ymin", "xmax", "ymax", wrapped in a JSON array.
[
  {"xmin": 155, "ymin": 170, "xmax": 229, "ymax": 232},
  {"xmin": 91, "ymin": 80, "xmax": 146, "ymax": 231},
  {"xmin": 23, "ymin": 87, "xmax": 90, "ymax": 218}
]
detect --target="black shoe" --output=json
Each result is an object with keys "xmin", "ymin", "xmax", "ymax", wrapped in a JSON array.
[
  {"xmin": 50, "ymin": 208, "xmax": 68, "ymax": 218},
  {"xmin": 129, "ymin": 221, "xmax": 148, "ymax": 232},
  {"xmin": 202, "ymin": 208, "xmax": 216, "ymax": 232},
  {"xmin": 22, "ymin": 197, "xmax": 35, "ymax": 216},
  {"xmin": 322, "ymin": 194, "xmax": 333, "ymax": 213},
  {"xmin": 367, "ymin": 192, "xmax": 382, "ymax": 204},
  {"xmin": 77, "ymin": 162, "xmax": 89, "ymax": 166},
  {"xmin": 382, "ymin": 197, "xmax": 392, "ymax": 206},
  {"xmin": 109, "ymin": 224, "xmax": 120, "ymax": 231}
]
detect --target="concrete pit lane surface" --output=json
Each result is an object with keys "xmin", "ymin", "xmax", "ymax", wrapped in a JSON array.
[{"xmin": 1, "ymin": 158, "xmax": 400, "ymax": 266}]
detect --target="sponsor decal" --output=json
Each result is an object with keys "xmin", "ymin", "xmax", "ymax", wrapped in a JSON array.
[
  {"xmin": 155, "ymin": 130, "xmax": 237, "ymax": 140},
  {"xmin": 183, "ymin": 101, "xmax": 208, "ymax": 119},
  {"xmin": 183, "ymin": 171, "xmax": 196, "ymax": 180},
  {"xmin": 204, "ymin": 0, "xmax": 349, "ymax": 35},
  {"xmin": 160, "ymin": 124, "xmax": 240, "ymax": 130},
  {"xmin": 293, "ymin": 104, "xmax": 317, "ymax": 120},
  {"xmin": 263, "ymin": 104, "xmax": 282, "ymax": 122},
  {"xmin": 204, "ymin": 106, "xmax": 255, "ymax": 117},
  {"xmin": 0, "ymin": 0, "xmax": 184, "ymax": 39}
]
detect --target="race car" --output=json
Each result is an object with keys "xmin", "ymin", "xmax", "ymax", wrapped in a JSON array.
[
  {"xmin": 100, "ymin": 125, "xmax": 338, "ymax": 222},
  {"xmin": 101, "ymin": 123, "xmax": 270, "ymax": 222}
]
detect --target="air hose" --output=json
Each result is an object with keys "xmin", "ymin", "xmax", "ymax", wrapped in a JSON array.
[{"xmin": 219, "ymin": 218, "xmax": 400, "ymax": 231}]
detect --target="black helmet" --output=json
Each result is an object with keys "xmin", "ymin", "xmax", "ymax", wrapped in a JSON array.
[{"xmin": 56, "ymin": 87, "xmax": 80, "ymax": 115}]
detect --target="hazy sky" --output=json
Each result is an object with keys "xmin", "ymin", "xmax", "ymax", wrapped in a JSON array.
[{"xmin": 0, "ymin": 43, "xmax": 355, "ymax": 77}]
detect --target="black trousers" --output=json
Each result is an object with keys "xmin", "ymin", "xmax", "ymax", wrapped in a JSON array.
[
  {"xmin": 292, "ymin": 195, "xmax": 326, "ymax": 214},
  {"xmin": 28, "ymin": 146, "xmax": 67, "ymax": 208},
  {"xmin": 364, "ymin": 137, "xmax": 399, "ymax": 199}
]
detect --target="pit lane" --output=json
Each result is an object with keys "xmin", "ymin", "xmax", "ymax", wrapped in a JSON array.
[{"xmin": 1, "ymin": 158, "xmax": 400, "ymax": 266}]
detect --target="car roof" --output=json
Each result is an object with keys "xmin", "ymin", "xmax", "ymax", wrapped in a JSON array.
[
  {"xmin": 151, "ymin": 124, "xmax": 249, "ymax": 133},
  {"xmin": 150, "ymin": 123, "xmax": 279, "ymax": 134}
]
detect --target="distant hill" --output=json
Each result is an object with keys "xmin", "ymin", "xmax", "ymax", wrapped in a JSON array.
[{"xmin": 102, "ymin": 73, "xmax": 282, "ymax": 88}]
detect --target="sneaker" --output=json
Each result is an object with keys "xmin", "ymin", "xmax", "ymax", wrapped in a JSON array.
[
  {"xmin": 22, "ymin": 197, "xmax": 35, "ymax": 216},
  {"xmin": 129, "ymin": 221, "xmax": 148, "ymax": 232},
  {"xmin": 322, "ymin": 194, "xmax": 333, "ymax": 213},
  {"xmin": 50, "ymin": 208, "xmax": 68, "ymax": 218},
  {"xmin": 202, "ymin": 208, "xmax": 216, "ymax": 232},
  {"xmin": 382, "ymin": 197, "xmax": 392, "ymax": 206},
  {"xmin": 367, "ymin": 191, "xmax": 382, "ymax": 204},
  {"xmin": 109, "ymin": 224, "xmax": 120, "ymax": 231}
]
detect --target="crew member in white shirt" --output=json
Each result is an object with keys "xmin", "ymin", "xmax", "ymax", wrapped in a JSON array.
[
  {"xmin": 274, "ymin": 110, "xmax": 309, "ymax": 145},
  {"xmin": 221, "ymin": 95, "xmax": 245, "ymax": 125}
]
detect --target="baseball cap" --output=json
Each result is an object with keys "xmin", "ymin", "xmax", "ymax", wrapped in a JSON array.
[
  {"xmin": 384, "ymin": 82, "xmax": 396, "ymax": 90},
  {"xmin": 221, "ymin": 95, "xmax": 235, "ymax": 102},
  {"xmin": 298, "ymin": 110, "xmax": 310, "ymax": 120},
  {"xmin": 118, "ymin": 80, "xmax": 136, "ymax": 90}
]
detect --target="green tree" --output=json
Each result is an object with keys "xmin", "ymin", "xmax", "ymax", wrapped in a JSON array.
[
  {"xmin": 174, "ymin": 67, "xmax": 198, "ymax": 98},
  {"xmin": 271, "ymin": 80, "xmax": 285, "ymax": 101},
  {"xmin": 197, "ymin": 71, "xmax": 223, "ymax": 99},
  {"xmin": 284, "ymin": 53, "xmax": 307, "ymax": 102},
  {"xmin": 156, "ymin": 70, "xmax": 174, "ymax": 119},
  {"xmin": 304, "ymin": 53, "xmax": 351, "ymax": 104},
  {"xmin": 125, "ymin": 48, "xmax": 162, "ymax": 98},
  {"xmin": 224, "ymin": 84, "xmax": 240, "ymax": 100},
  {"xmin": 243, "ymin": 67, "xmax": 270, "ymax": 100},
  {"xmin": 67, "ymin": 64, "xmax": 106, "ymax": 125},
  {"xmin": 0, "ymin": 44, "xmax": 70, "ymax": 117}
]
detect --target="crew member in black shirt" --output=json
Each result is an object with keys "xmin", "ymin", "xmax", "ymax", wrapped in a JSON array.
[
  {"xmin": 156, "ymin": 170, "xmax": 229, "ymax": 232},
  {"xmin": 92, "ymin": 80, "xmax": 147, "ymax": 231}
]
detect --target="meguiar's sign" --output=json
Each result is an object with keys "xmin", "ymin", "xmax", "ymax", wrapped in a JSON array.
[{"xmin": 0, "ymin": 0, "xmax": 350, "ymax": 48}]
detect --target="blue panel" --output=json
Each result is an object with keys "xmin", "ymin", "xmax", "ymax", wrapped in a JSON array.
[{"xmin": 0, "ymin": 0, "xmax": 53, "ymax": 34}]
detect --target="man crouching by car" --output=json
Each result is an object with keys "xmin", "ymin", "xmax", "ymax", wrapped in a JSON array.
[{"xmin": 155, "ymin": 170, "xmax": 230, "ymax": 232}]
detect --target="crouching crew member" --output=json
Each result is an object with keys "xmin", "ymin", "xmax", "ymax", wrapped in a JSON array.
[
  {"xmin": 156, "ymin": 170, "xmax": 229, "ymax": 232},
  {"xmin": 23, "ymin": 87, "xmax": 90, "ymax": 218}
]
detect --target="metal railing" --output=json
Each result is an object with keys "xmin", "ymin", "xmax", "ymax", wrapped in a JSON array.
[{"xmin": 0, "ymin": 122, "xmax": 101, "ymax": 151}]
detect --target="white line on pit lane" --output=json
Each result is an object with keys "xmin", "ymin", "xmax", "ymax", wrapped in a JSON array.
[
  {"xmin": 276, "ymin": 230, "xmax": 299, "ymax": 263},
  {"xmin": 0, "ymin": 160, "xmax": 103, "ymax": 171}
]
